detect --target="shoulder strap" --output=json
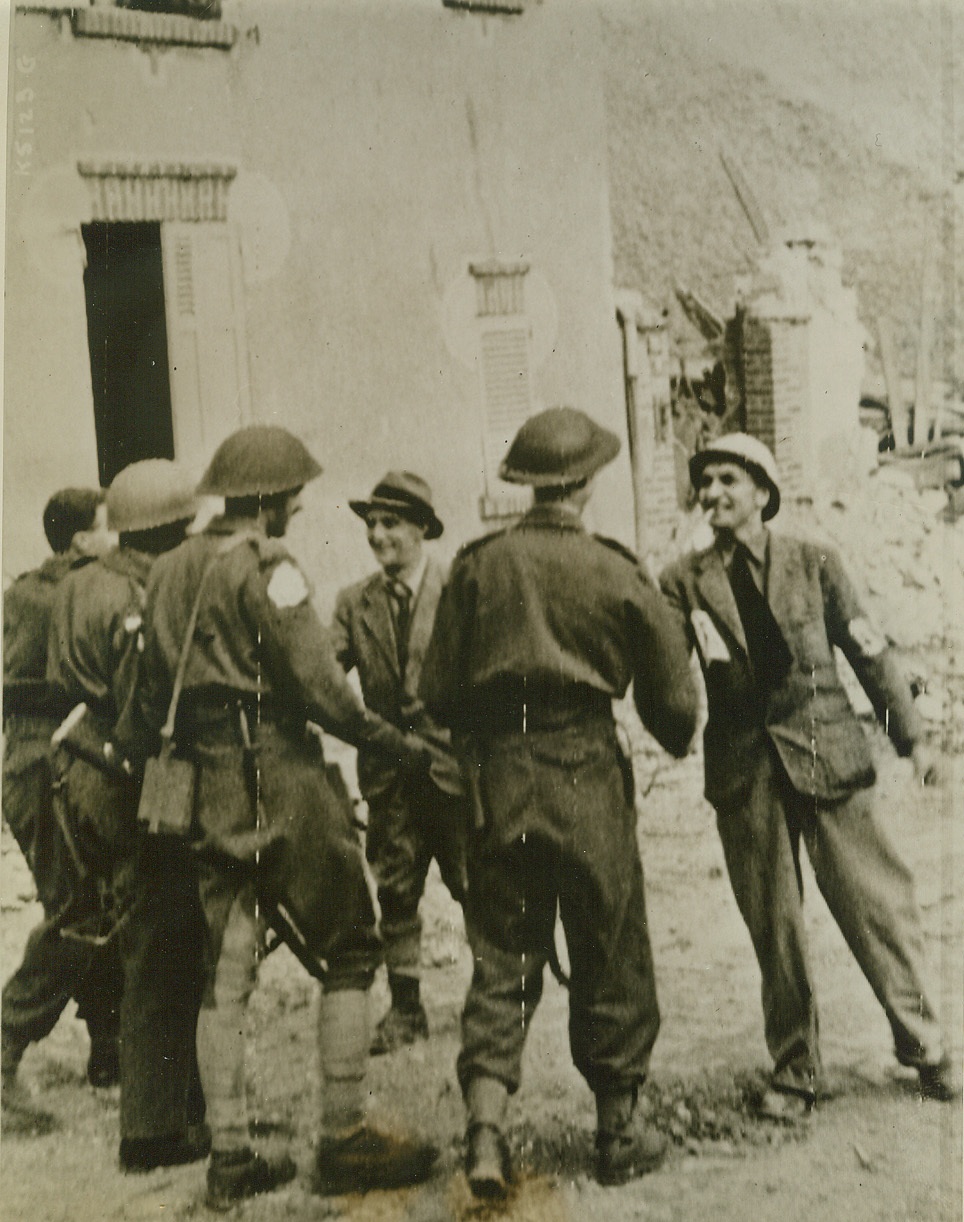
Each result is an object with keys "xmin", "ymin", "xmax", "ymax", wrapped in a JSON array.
[{"xmin": 159, "ymin": 532, "xmax": 258, "ymax": 746}]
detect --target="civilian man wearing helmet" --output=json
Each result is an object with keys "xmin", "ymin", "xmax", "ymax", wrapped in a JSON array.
[
  {"xmin": 45, "ymin": 459, "xmax": 209, "ymax": 1171},
  {"xmin": 2, "ymin": 487, "xmax": 116, "ymax": 1129},
  {"xmin": 659, "ymin": 432, "xmax": 958, "ymax": 1118},
  {"xmin": 135, "ymin": 426, "xmax": 438, "ymax": 1210},
  {"xmin": 332, "ymin": 472, "xmax": 467, "ymax": 1055},
  {"xmin": 420, "ymin": 408, "xmax": 698, "ymax": 1198}
]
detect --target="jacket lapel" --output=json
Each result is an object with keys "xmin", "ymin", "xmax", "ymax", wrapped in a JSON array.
[
  {"xmin": 360, "ymin": 578, "xmax": 400, "ymax": 679},
  {"xmin": 404, "ymin": 559, "xmax": 444, "ymax": 697},
  {"xmin": 764, "ymin": 532, "xmax": 805, "ymax": 638},
  {"xmin": 693, "ymin": 547, "xmax": 748, "ymax": 657}
]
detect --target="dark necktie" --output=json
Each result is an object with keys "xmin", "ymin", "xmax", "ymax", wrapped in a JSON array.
[
  {"xmin": 727, "ymin": 544, "xmax": 792, "ymax": 691},
  {"xmin": 389, "ymin": 580, "xmax": 412, "ymax": 675}
]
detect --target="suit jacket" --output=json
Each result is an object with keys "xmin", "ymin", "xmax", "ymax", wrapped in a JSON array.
[
  {"xmin": 660, "ymin": 532, "xmax": 922, "ymax": 808},
  {"xmin": 332, "ymin": 557, "xmax": 462, "ymax": 800}
]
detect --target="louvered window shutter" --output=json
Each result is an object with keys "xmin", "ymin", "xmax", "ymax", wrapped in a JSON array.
[
  {"xmin": 472, "ymin": 262, "xmax": 534, "ymax": 518},
  {"xmin": 161, "ymin": 221, "xmax": 250, "ymax": 461}
]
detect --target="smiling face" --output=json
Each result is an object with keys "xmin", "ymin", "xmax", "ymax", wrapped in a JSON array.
[
  {"xmin": 697, "ymin": 460, "xmax": 770, "ymax": 540},
  {"xmin": 365, "ymin": 509, "xmax": 426, "ymax": 578}
]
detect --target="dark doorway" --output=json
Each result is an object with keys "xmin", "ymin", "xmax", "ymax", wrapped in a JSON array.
[{"xmin": 82, "ymin": 222, "xmax": 175, "ymax": 487}]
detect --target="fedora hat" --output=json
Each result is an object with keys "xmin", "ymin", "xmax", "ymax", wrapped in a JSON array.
[
  {"xmin": 350, "ymin": 471, "xmax": 444, "ymax": 540},
  {"xmin": 499, "ymin": 407, "xmax": 621, "ymax": 488},
  {"xmin": 689, "ymin": 432, "xmax": 781, "ymax": 521}
]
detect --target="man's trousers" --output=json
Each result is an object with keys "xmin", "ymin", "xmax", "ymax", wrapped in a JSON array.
[
  {"xmin": 365, "ymin": 769, "xmax": 467, "ymax": 977},
  {"xmin": 714, "ymin": 746, "xmax": 943, "ymax": 1098}
]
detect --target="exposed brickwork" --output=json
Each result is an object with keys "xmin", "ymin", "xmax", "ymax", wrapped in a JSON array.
[{"xmin": 741, "ymin": 313, "xmax": 810, "ymax": 501}]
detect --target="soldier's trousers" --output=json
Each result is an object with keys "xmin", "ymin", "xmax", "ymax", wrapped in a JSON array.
[
  {"xmin": 119, "ymin": 832, "xmax": 206, "ymax": 1141},
  {"xmin": 366, "ymin": 770, "xmax": 467, "ymax": 976},
  {"xmin": 457, "ymin": 719, "xmax": 660, "ymax": 1098},
  {"xmin": 2, "ymin": 724, "xmax": 121, "ymax": 1066},
  {"xmin": 714, "ymin": 747, "xmax": 943, "ymax": 1099},
  {"xmin": 191, "ymin": 717, "xmax": 382, "ymax": 1151}
]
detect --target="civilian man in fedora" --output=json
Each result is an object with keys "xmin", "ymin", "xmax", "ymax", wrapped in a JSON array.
[
  {"xmin": 659, "ymin": 433, "xmax": 958, "ymax": 1119},
  {"xmin": 332, "ymin": 473, "xmax": 468, "ymax": 1055}
]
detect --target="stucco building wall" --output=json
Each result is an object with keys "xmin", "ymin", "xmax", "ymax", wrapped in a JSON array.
[{"xmin": 4, "ymin": 1, "xmax": 631, "ymax": 599}]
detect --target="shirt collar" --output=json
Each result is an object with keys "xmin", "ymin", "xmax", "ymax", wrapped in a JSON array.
[
  {"xmin": 384, "ymin": 552, "xmax": 427, "ymax": 599},
  {"xmin": 715, "ymin": 526, "xmax": 769, "ymax": 569}
]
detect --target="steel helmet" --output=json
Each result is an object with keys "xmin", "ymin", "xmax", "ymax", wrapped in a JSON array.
[
  {"xmin": 499, "ymin": 407, "xmax": 621, "ymax": 487},
  {"xmin": 689, "ymin": 432, "xmax": 781, "ymax": 521},
  {"xmin": 106, "ymin": 459, "xmax": 199, "ymax": 533},
  {"xmin": 197, "ymin": 425, "xmax": 322, "ymax": 498}
]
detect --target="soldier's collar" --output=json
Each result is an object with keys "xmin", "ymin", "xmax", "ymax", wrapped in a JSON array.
[
  {"xmin": 207, "ymin": 512, "xmax": 266, "ymax": 538},
  {"xmin": 519, "ymin": 502, "xmax": 586, "ymax": 532},
  {"xmin": 100, "ymin": 545, "xmax": 154, "ymax": 584}
]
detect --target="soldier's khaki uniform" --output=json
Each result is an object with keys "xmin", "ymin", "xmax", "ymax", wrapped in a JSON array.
[
  {"xmin": 48, "ymin": 545, "xmax": 206, "ymax": 1150},
  {"xmin": 2, "ymin": 550, "xmax": 122, "ymax": 1081},
  {"xmin": 139, "ymin": 515, "xmax": 419, "ymax": 1149},
  {"xmin": 421, "ymin": 504, "xmax": 698, "ymax": 1099}
]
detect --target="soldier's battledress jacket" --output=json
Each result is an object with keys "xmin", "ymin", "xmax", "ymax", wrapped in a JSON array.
[
  {"xmin": 3, "ymin": 548, "xmax": 92, "ymax": 875},
  {"xmin": 420, "ymin": 503, "xmax": 697, "ymax": 755},
  {"xmin": 138, "ymin": 514, "xmax": 413, "ymax": 986},
  {"xmin": 47, "ymin": 546, "xmax": 151, "ymax": 864}
]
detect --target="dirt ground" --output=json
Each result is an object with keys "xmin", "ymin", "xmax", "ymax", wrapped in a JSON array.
[{"xmin": 1, "ymin": 719, "xmax": 961, "ymax": 1222}]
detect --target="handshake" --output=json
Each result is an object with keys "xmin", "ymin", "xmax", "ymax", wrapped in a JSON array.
[{"xmin": 399, "ymin": 731, "xmax": 450, "ymax": 777}]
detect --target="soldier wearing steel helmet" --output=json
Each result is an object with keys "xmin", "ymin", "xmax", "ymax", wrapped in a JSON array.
[
  {"xmin": 419, "ymin": 407, "xmax": 698, "ymax": 1199},
  {"xmin": 45, "ymin": 459, "xmax": 210, "ymax": 1171},
  {"xmin": 2, "ymin": 487, "xmax": 115, "ymax": 1131},
  {"xmin": 659, "ymin": 432, "xmax": 959, "ymax": 1119},
  {"xmin": 136, "ymin": 425, "xmax": 438, "ymax": 1210}
]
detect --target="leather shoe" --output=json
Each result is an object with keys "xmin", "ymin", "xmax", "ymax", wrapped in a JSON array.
[
  {"xmin": 919, "ymin": 1056, "xmax": 962, "ymax": 1102},
  {"xmin": 369, "ymin": 1005, "xmax": 429, "ymax": 1056},
  {"xmin": 312, "ymin": 1123, "xmax": 438, "ymax": 1195},
  {"xmin": 465, "ymin": 1122, "xmax": 511, "ymax": 1201},
  {"xmin": 757, "ymin": 1089, "xmax": 813, "ymax": 1122},
  {"xmin": 205, "ymin": 1148, "xmax": 297, "ymax": 1211}
]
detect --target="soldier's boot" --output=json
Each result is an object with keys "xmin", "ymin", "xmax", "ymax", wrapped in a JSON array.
[
  {"xmin": 464, "ymin": 1076, "xmax": 511, "ymax": 1201},
  {"xmin": 919, "ymin": 1055, "xmax": 962, "ymax": 1102},
  {"xmin": 312, "ymin": 989, "xmax": 438, "ymax": 1195},
  {"xmin": 594, "ymin": 1087, "xmax": 666, "ymax": 1187},
  {"xmin": 370, "ymin": 973, "xmax": 429, "ymax": 1056},
  {"xmin": 205, "ymin": 1148, "xmax": 297, "ymax": 1211}
]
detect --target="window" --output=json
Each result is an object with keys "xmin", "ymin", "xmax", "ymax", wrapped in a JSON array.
[{"xmin": 77, "ymin": 163, "xmax": 250, "ymax": 474}]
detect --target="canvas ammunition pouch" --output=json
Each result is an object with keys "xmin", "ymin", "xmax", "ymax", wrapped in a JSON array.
[{"xmin": 137, "ymin": 538, "xmax": 252, "ymax": 838}]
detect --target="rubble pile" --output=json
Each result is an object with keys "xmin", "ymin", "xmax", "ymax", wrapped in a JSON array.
[
  {"xmin": 782, "ymin": 464, "xmax": 963, "ymax": 748},
  {"xmin": 783, "ymin": 469, "xmax": 957, "ymax": 653}
]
